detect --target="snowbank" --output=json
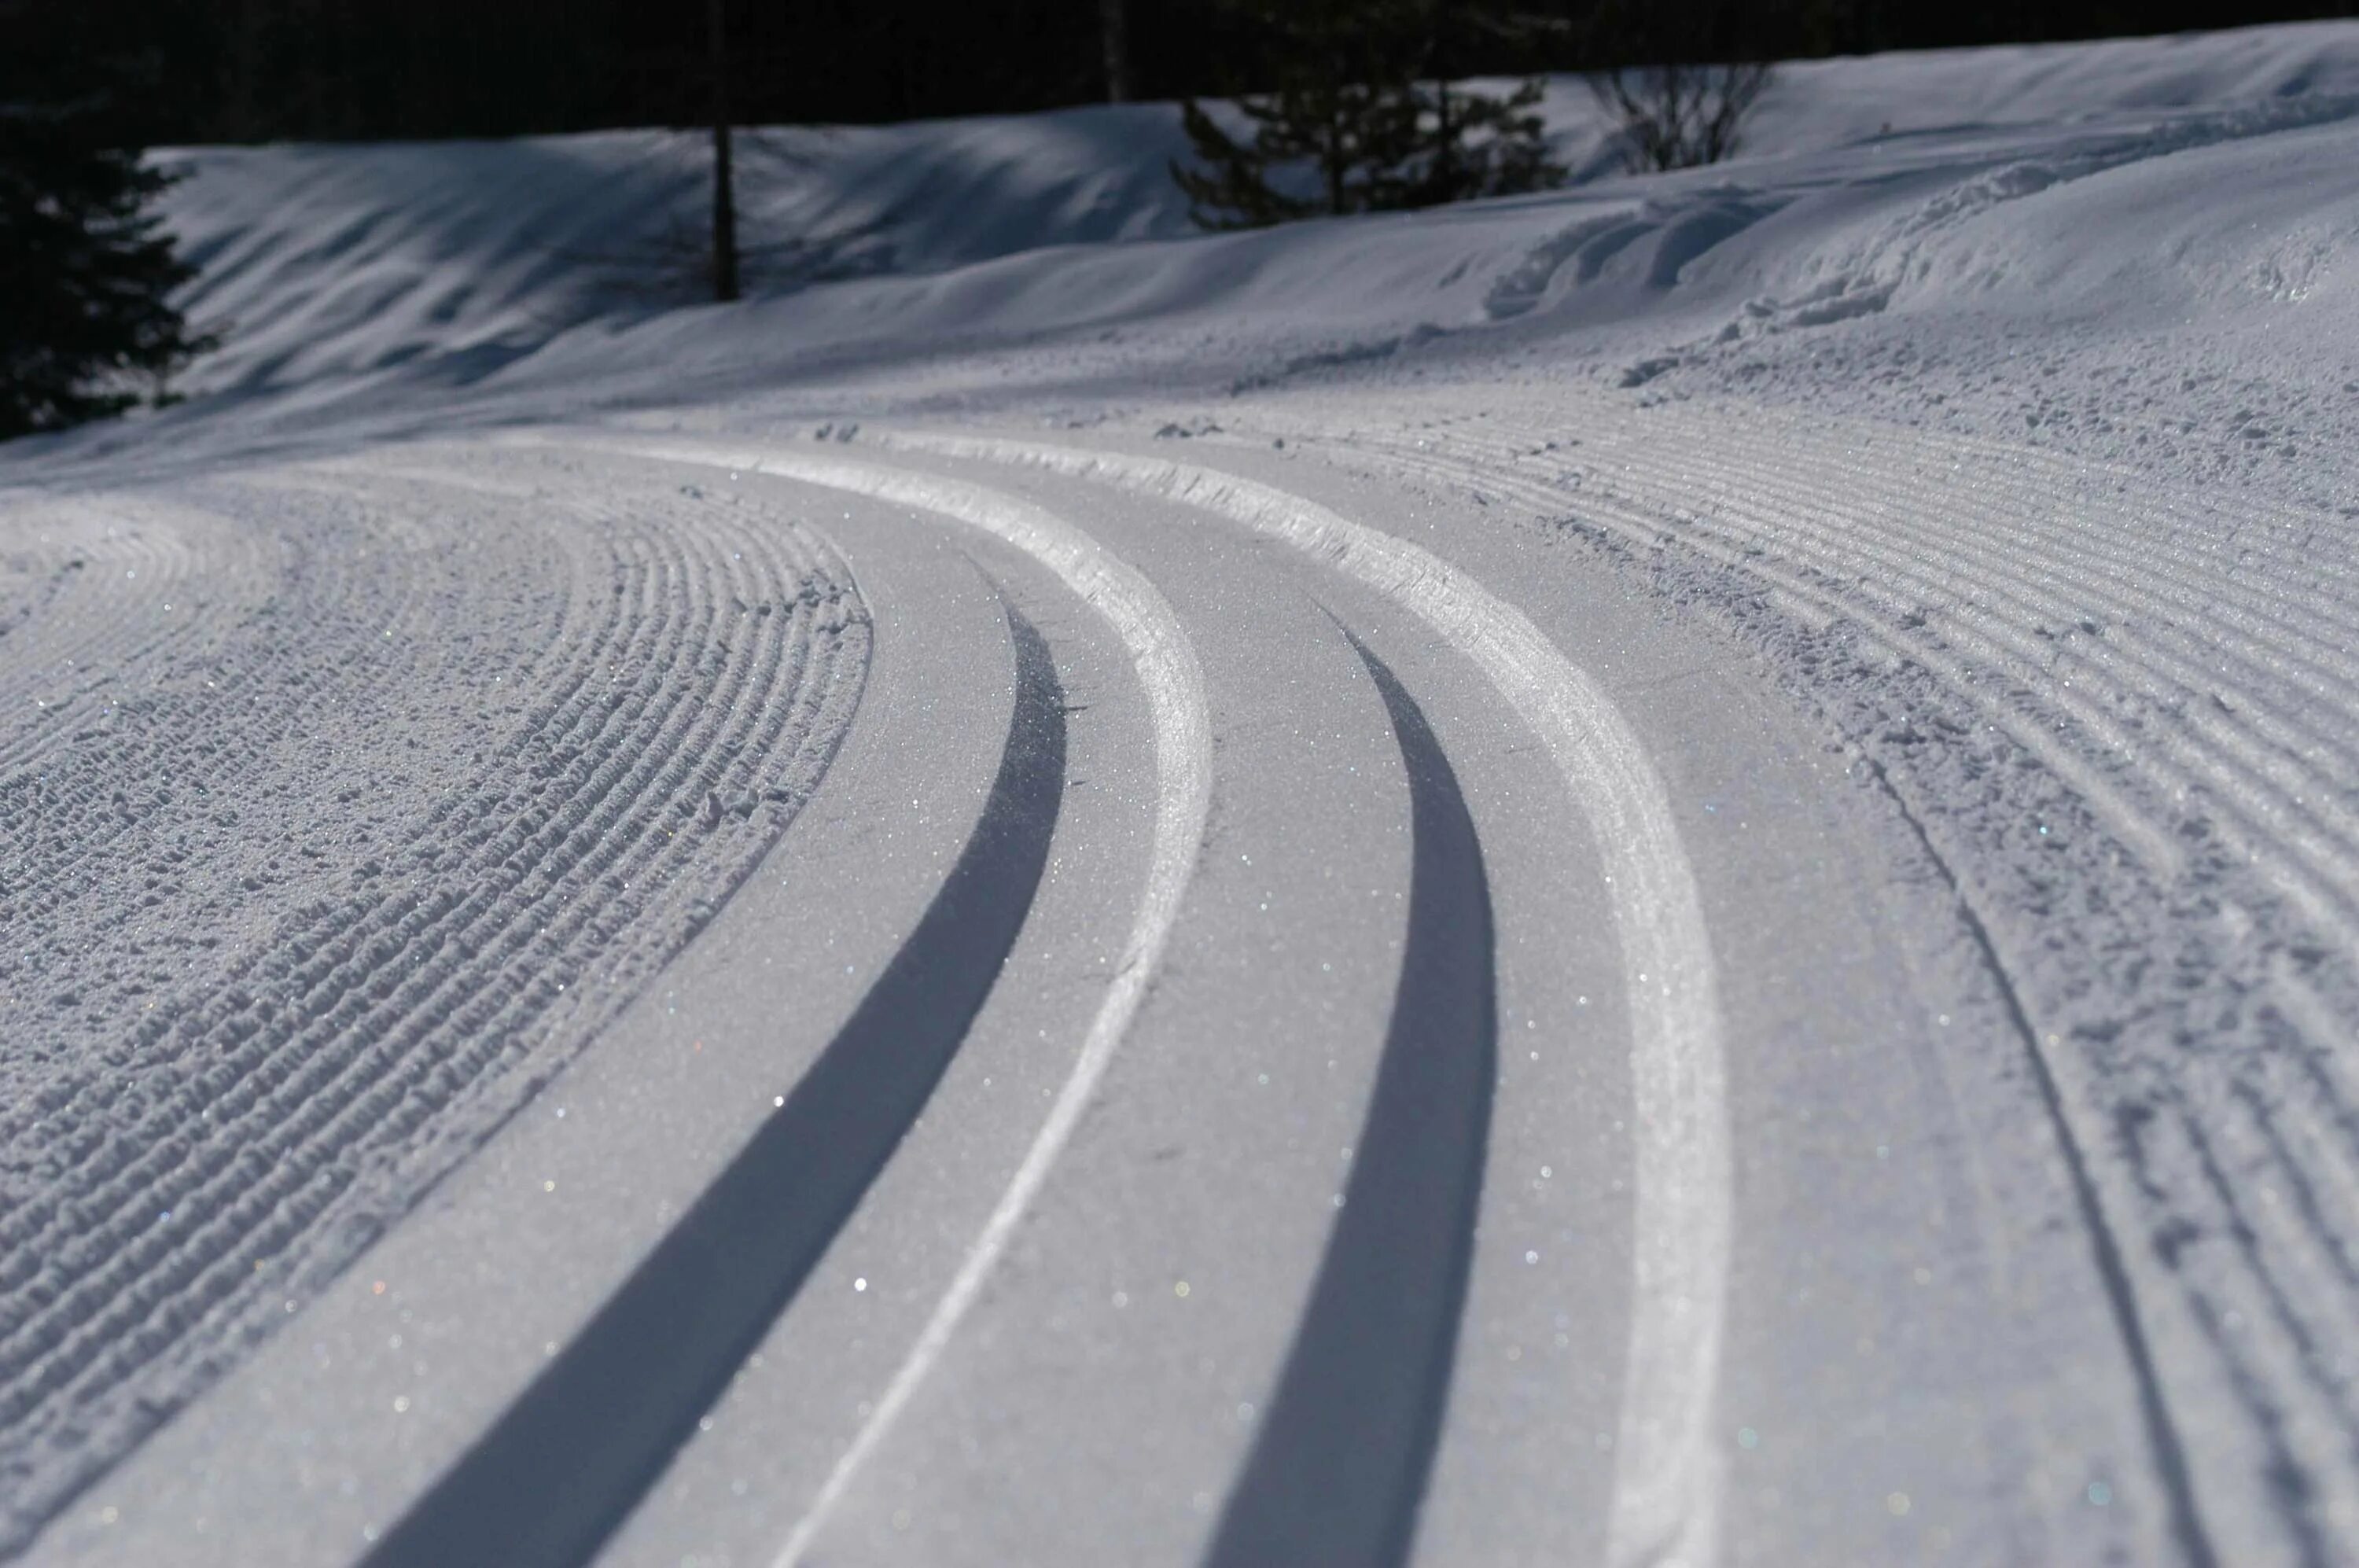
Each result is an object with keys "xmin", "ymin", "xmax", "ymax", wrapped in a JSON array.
[{"xmin": 149, "ymin": 20, "xmax": 2359, "ymax": 431}]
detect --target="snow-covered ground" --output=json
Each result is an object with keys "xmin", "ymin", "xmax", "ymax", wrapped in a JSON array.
[{"xmin": 7, "ymin": 20, "xmax": 2359, "ymax": 1568}]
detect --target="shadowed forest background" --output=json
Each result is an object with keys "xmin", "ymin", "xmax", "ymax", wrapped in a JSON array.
[{"xmin": 37, "ymin": 0, "xmax": 2359, "ymax": 143}]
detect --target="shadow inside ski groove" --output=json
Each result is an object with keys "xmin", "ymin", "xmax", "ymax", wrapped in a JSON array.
[
  {"xmin": 1205, "ymin": 628, "xmax": 1497, "ymax": 1568},
  {"xmin": 360, "ymin": 594, "xmax": 1067, "ymax": 1568}
]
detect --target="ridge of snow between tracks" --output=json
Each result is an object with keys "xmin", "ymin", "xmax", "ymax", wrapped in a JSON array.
[
  {"xmin": 866, "ymin": 429, "xmax": 1730, "ymax": 1568},
  {"xmin": 572, "ymin": 436, "xmax": 1216, "ymax": 1568}
]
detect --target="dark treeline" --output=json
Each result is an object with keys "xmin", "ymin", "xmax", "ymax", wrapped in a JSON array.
[{"xmin": 31, "ymin": 0, "xmax": 2359, "ymax": 145}]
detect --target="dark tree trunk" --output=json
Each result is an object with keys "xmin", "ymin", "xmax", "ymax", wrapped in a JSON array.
[
  {"xmin": 708, "ymin": 0, "xmax": 739, "ymax": 303},
  {"xmin": 1100, "ymin": 0, "xmax": 1132, "ymax": 103}
]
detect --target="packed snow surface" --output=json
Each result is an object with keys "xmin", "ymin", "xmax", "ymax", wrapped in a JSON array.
[{"xmin": 6, "ymin": 20, "xmax": 2359, "ymax": 1568}]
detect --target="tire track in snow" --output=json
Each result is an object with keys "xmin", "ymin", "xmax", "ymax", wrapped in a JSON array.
[
  {"xmin": 565, "ymin": 436, "xmax": 1215, "ymax": 1568},
  {"xmin": 362, "ymin": 595, "xmax": 1066, "ymax": 1568},
  {"xmin": 0, "ymin": 472, "xmax": 867, "ymax": 1555},
  {"xmin": 848, "ymin": 429, "xmax": 1728, "ymax": 1568},
  {"xmin": 1205, "ymin": 629, "xmax": 1495, "ymax": 1568}
]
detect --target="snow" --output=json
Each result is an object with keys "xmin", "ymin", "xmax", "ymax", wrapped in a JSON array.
[
  {"xmin": 8, "ymin": 18, "xmax": 2359, "ymax": 1568},
  {"xmin": 133, "ymin": 20, "xmax": 2359, "ymax": 454}
]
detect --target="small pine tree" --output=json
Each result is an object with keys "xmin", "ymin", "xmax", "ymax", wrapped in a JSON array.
[
  {"xmin": 1405, "ymin": 73, "xmax": 1555, "ymax": 209},
  {"xmin": 1173, "ymin": 0, "xmax": 1562, "ymax": 230},
  {"xmin": 1, "ymin": 3, "xmax": 211, "ymax": 440}
]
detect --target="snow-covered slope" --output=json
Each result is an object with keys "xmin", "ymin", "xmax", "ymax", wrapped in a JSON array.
[
  {"xmin": 152, "ymin": 22, "xmax": 2359, "ymax": 429},
  {"xmin": 159, "ymin": 109, "xmax": 1202, "ymax": 399},
  {"xmin": 9, "ymin": 20, "xmax": 2359, "ymax": 1568}
]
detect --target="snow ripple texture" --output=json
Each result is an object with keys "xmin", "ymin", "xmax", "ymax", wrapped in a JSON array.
[
  {"xmin": 1297, "ymin": 394, "xmax": 2359, "ymax": 1555},
  {"xmin": 0, "ymin": 463, "xmax": 867, "ymax": 1551}
]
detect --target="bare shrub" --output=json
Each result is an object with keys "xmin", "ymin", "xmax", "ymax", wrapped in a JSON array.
[{"xmin": 1589, "ymin": 60, "xmax": 1771, "ymax": 173}]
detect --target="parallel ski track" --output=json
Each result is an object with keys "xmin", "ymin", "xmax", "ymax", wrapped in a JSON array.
[
  {"xmin": 1356, "ymin": 416, "xmax": 2359, "ymax": 945},
  {"xmin": 1343, "ymin": 418, "xmax": 2359, "ymax": 988},
  {"xmin": 1205, "ymin": 631, "xmax": 1496, "ymax": 1568},
  {"xmin": 1336, "ymin": 421, "xmax": 2359, "ymax": 1013},
  {"xmin": 569, "ymin": 436, "xmax": 1215, "ymax": 1568},
  {"xmin": 850, "ymin": 429, "xmax": 1728, "ymax": 1568},
  {"xmin": 0, "ymin": 470, "xmax": 867, "ymax": 1554},
  {"xmin": 363, "ymin": 597, "xmax": 1067, "ymax": 1568},
  {"xmin": 1311, "ymin": 405, "xmax": 2359, "ymax": 1561}
]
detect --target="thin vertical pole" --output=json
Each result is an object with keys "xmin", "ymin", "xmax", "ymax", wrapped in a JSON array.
[
  {"xmin": 1100, "ymin": 0, "xmax": 1132, "ymax": 103},
  {"xmin": 708, "ymin": 0, "xmax": 739, "ymax": 303}
]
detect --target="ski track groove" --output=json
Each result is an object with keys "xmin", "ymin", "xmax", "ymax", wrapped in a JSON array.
[
  {"xmin": 1392, "ymin": 431, "xmax": 2359, "ymax": 961},
  {"xmin": 0, "ymin": 466, "xmax": 868, "ymax": 1552},
  {"xmin": 1296, "ymin": 403, "xmax": 2359, "ymax": 1559},
  {"xmin": 844, "ymin": 427, "xmax": 1728, "ymax": 1568},
  {"xmin": 359, "ymin": 594, "xmax": 1063, "ymax": 1568},
  {"xmin": 1204, "ymin": 631, "xmax": 1495, "ymax": 1568},
  {"xmin": 1352, "ymin": 429, "xmax": 2359, "ymax": 955},
  {"xmin": 554, "ymin": 436, "xmax": 1214, "ymax": 1568},
  {"xmin": 1441, "ymin": 420, "xmax": 2359, "ymax": 931}
]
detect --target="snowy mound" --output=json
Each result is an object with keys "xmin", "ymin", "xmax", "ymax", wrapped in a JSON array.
[
  {"xmin": 153, "ymin": 20, "xmax": 2359, "ymax": 429},
  {"xmin": 13, "ymin": 22, "xmax": 2359, "ymax": 1568}
]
